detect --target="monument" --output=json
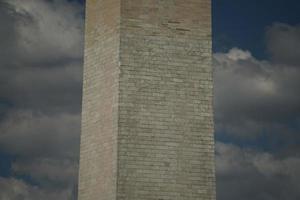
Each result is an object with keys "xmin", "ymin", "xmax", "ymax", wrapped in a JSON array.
[{"xmin": 78, "ymin": 0, "xmax": 215, "ymax": 199}]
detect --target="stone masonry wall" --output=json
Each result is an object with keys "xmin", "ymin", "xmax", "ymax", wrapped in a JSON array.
[
  {"xmin": 79, "ymin": 0, "xmax": 215, "ymax": 200},
  {"xmin": 78, "ymin": 0, "xmax": 120, "ymax": 200},
  {"xmin": 117, "ymin": 0, "xmax": 215, "ymax": 199}
]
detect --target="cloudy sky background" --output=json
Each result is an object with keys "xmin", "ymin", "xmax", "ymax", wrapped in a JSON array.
[{"xmin": 0, "ymin": 0, "xmax": 299, "ymax": 199}]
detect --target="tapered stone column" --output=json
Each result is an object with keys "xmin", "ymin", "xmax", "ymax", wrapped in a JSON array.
[{"xmin": 78, "ymin": 0, "xmax": 215, "ymax": 199}]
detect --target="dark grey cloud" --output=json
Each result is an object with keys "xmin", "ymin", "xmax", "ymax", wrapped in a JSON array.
[
  {"xmin": 0, "ymin": 0, "xmax": 84, "ymax": 156},
  {"xmin": 266, "ymin": 23, "xmax": 300, "ymax": 66},
  {"xmin": 0, "ymin": 0, "xmax": 84, "ymax": 115},
  {"xmin": 214, "ymin": 23, "xmax": 300, "ymax": 200},
  {"xmin": 8, "ymin": 0, "xmax": 84, "ymax": 64},
  {"xmin": 0, "ymin": 177, "xmax": 74, "ymax": 200},
  {"xmin": 0, "ymin": 1, "xmax": 299, "ymax": 200},
  {"xmin": 0, "ymin": 110, "xmax": 80, "ymax": 158},
  {"xmin": 12, "ymin": 157, "xmax": 78, "ymax": 188},
  {"xmin": 0, "ymin": 1, "xmax": 18, "ymax": 66},
  {"xmin": 0, "ymin": 62, "xmax": 83, "ymax": 114},
  {"xmin": 0, "ymin": 0, "xmax": 84, "ymax": 199},
  {"xmin": 214, "ymin": 47, "xmax": 300, "ymax": 137},
  {"xmin": 216, "ymin": 142, "xmax": 300, "ymax": 200}
]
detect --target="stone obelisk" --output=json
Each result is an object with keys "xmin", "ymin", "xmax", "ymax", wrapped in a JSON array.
[{"xmin": 78, "ymin": 0, "xmax": 215, "ymax": 199}]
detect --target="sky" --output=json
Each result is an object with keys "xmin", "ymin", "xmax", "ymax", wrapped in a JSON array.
[{"xmin": 0, "ymin": 0, "xmax": 299, "ymax": 199}]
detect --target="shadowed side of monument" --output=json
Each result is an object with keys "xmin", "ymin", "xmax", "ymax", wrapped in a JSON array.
[{"xmin": 79, "ymin": 0, "xmax": 215, "ymax": 199}]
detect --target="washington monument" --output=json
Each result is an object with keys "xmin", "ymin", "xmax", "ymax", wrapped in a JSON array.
[{"xmin": 78, "ymin": 0, "xmax": 215, "ymax": 199}]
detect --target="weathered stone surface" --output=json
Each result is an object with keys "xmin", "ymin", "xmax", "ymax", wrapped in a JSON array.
[
  {"xmin": 78, "ymin": 1, "xmax": 120, "ymax": 199},
  {"xmin": 79, "ymin": 0, "xmax": 215, "ymax": 199}
]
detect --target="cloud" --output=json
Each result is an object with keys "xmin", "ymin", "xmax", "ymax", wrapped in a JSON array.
[
  {"xmin": 225, "ymin": 48, "xmax": 252, "ymax": 61},
  {"xmin": 0, "ymin": 0, "xmax": 84, "ymax": 197},
  {"xmin": 0, "ymin": 110, "xmax": 80, "ymax": 158},
  {"xmin": 12, "ymin": 158, "xmax": 78, "ymax": 188},
  {"xmin": 0, "ymin": 0, "xmax": 84, "ymax": 115},
  {"xmin": 0, "ymin": 61, "xmax": 83, "ymax": 115},
  {"xmin": 0, "ymin": 0, "xmax": 84, "ymax": 157},
  {"xmin": 0, "ymin": 0, "xmax": 84, "ymax": 123},
  {"xmin": 0, "ymin": 1, "xmax": 299, "ymax": 199},
  {"xmin": 214, "ymin": 47, "xmax": 300, "ymax": 137},
  {"xmin": 214, "ymin": 24, "xmax": 300, "ymax": 199},
  {"xmin": 0, "ymin": 1, "xmax": 19, "ymax": 67},
  {"xmin": 266, "ymin": 23, "xmax": 300, "ymax": 66},
  {"xmin": 216, "ymin": 142, "xmax": 300, "ymax": 200},
  {"xmin": 7, "ymin": 0, "xmax": 84, "ymax": 64},
  {"xmin": 0, "ymin": 108, "xmax": 80, "ymax": 198},
  {"xmin": 0, "ymin": 177, "xmax": 75, "ymax": 200}
]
